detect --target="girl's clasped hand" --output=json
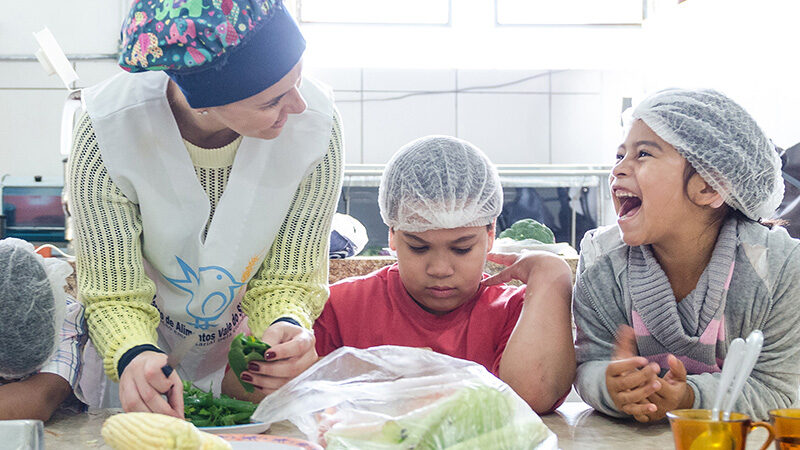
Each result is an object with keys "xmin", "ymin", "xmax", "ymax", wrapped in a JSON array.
[{"xmin": 606, "ymin": 326, "xmax": 693, "ymax": 422}]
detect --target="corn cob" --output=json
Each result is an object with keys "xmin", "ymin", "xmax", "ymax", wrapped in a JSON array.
[{"xmin": 101, "ymin": 412, "xmax": 232, "ymax": 450}]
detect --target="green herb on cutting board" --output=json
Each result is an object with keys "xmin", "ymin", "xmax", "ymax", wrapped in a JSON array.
[{"xmin": 183, "ymin": 381, "xmax": 257, "ymax": 427}]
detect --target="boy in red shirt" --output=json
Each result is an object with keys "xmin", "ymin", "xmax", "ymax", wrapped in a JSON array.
[{"xmin": 313, "ymin": 136, "xmax": 575, "ymax": 414}]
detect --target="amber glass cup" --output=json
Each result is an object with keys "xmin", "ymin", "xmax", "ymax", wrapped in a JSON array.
[
  {"xmin": 668, "ymin": 409, "xmax": 775, "ymax": 450},
  {"xmin": 769, "ymin": 409, "xmax": 800, "ymax": 450}
]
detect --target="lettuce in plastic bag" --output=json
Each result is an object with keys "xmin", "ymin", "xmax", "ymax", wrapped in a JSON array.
[{"xmin": 251, "ymin": 346, "xmax": 556, "ymax": 450}]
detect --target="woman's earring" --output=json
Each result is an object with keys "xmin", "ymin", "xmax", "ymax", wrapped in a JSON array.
[{"xmin": 198, "ymin": 110, "xmax": 209, "ymax": 116}]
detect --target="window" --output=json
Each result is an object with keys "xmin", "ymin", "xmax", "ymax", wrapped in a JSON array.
[
  {"xmin": 298, "ymin": 0, "xmax": 450, "ymax": 25},
  {"xmin": 496, "ymin": 0, "xmax": 644, "ymax": 25}
]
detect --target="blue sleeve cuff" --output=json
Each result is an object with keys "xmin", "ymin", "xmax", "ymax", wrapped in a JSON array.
[
  {"xmin": 117, "ymin": 344, "xmax": 164, "ymax": 379},
  {"xmin": 271, "ymin": 317, "xmax": 301, "ymax": 327}
]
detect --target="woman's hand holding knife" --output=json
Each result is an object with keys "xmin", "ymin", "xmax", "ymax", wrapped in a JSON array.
[{"xmin": 118, "ymin": 334, "xmax": 197, "ymax": 418}]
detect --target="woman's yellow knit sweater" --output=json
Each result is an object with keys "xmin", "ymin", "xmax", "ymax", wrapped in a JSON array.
[{"xmin": 68, "ymin": 111, "xmax": 343, "ymax": 380}]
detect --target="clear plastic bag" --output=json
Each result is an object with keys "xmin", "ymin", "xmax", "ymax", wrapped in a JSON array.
[{"xmin": 252, "ymin": 346, "xmax": 557, "ymax": 449}]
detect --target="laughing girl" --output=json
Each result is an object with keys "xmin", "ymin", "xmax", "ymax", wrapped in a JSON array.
[{"xmin": 573, "ymin": 88, "xmax": 800, "ymax": 422}]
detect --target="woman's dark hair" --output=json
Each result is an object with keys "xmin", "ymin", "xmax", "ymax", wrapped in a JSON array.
[{"xmin": 682, "ymin": 164, "xmax": 786, "ymax": 229}]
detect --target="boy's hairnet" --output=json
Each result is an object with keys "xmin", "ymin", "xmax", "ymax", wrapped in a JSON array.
[
  {"xmin": 379, "ymin": 135, "xmax": 503, "ymax": 232},
  {"xmin": 0, "ymin": 238, "xmax": 71, "ymax": 378},
  {"xmin": 632, "ymin": 88, "xmax": 784, "ymax": 220}
]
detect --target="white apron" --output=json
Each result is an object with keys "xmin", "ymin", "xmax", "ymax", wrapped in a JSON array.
[{"xmin": 79, "ymin": 71, "xmax": 334, "ymax": 406}]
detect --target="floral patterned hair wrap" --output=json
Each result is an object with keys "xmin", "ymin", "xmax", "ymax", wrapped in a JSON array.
[{"xmin": 119, "ymin": 0, "xmax": 305, "ymax": 108}]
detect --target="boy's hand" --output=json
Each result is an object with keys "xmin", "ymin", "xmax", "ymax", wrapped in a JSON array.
[
  {"xmin": 243, "ymin": 321, "xmax": 317, "ymax": 395},
  {"xmin": 484, "ymin": 251, "xmax": 570, "ymax": 286},
  {"xmin": 606, "ymin": 326, "xmax": 661, "ymax": 420},
  {"xmin": 638, "ymin": 355, "xmax": 695, "ymax": 422}
]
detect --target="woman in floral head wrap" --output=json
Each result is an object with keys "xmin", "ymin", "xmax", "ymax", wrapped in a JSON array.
[{"xmin": 70, "ymin": 0, "xmax": 343, "ymax": 416}]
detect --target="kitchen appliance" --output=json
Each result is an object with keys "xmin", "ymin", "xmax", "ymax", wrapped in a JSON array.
[{"xmin": 0, "ymin": 174, "xmax": 66, "ymax": 242}]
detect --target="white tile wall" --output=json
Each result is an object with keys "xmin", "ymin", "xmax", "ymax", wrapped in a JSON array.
[
  {"xmin": 551, "ymin": 70, "xmax": 603, "ymax": 94},
  {"xmin": 550, "ymin": 94, "xmax": 604, "ymax": 164},
  {"xmin": 74, "ymin": 61, "xmax": 125, "ymax": 88},
  {"xmin": 363, "ymin": 69, "xmax": 456, "ymax": 92},
  {"xmin": 0, "ymin": 62, "xmax": 64, "ymax": 89},
  {"xmin": 362, "ymin": 91, "xmax": 456, "ymax": 163},
  {"xmin": 2, "ymin": 1, "xmax": 123, "ymax": 54},
  {"xmin": 457, "ymin": 93, "xmax": 550, "ymax": 164},
  {"xmin": 306, "ymin": 67, "xmax": 361, "ymax": 92},
  {"xmin": 1, "ymin": 1, "xmax": 126, "ymax": 178},
  {"xmin": 0, "ymin": 62, "xmax": 626, "ymax": 177},
  {"xmin": 333, "ymin": 91, "xmax": 362, "ymax": 165},
  {"xmin": 0, "ymin": 90, "xmax": 70, "ymax": 177},
  {"xmin": 599, "ymin": 70, "xmax": 643, "ymax": 165},
  {"xmin": 457, "ymin": 70, "xmax": 549, "ymax": 93}
]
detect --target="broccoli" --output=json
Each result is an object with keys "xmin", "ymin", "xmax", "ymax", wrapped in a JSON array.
[{"xmin": 498, "ymin": 218, "xmax": 555, "ymax": 244}]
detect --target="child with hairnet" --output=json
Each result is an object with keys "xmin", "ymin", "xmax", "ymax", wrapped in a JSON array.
[
  {"xmin": 574, "ymin": 88, "xmax": 800, "ymax": 422},
  {"xmin": 0, "ymin": 238, "xmax": 88, "ymax": 421},
  {"xmin": 308, "ymin": 136, "xmax": 575, "ymax": 414}
]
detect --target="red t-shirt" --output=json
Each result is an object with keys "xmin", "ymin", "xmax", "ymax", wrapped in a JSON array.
[{"xmin": 314, "ymin": 264, "xmax": 525, "ymax": 376}]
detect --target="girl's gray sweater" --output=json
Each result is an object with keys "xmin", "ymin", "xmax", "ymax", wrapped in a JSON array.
[{"xmin": 573, "ymin": 219, "xmax": 800, "ymax": 420}]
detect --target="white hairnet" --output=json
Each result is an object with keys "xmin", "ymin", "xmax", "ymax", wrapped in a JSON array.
[
  {"xmin": 0, "ymin": 238, "xmax": 71, "ymax": 378},
  {"xmin": 632, "ymin": 88, "xmax": 784, "ymax": 220},
  {"xmin": 379, "ymin": 135, "xmax": 503, "ymax": 232}
]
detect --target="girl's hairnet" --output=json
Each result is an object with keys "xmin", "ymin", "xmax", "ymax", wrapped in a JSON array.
[
  {"xmin": 632, "ymin": 88, "xmax": 784, "ymax": 220},
  {"xmin": 0, "ymin": 238, "xmax": 71, "ymax": 378},
  {"xmin": 379, "ymin": 135, "xmax": 503, "ymax": 232}
]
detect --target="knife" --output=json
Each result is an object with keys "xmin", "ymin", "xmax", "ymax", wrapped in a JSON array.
[{"xmin": 160, "ymin": 333, "xmax": 199, "ymax": 378}]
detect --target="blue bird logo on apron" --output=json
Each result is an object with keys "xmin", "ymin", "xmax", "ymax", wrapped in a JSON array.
[{"xmin": 165, "ymin": 256, "xmax": 245, "ymax": 330}]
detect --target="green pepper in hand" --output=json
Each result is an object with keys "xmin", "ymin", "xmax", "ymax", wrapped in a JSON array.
[{"xmin": 228, "ymin": 333, "xmax": 271, "ymax": 392}]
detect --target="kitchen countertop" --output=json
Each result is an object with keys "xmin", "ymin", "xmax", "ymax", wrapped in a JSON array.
[{"xmin": 42, "ymin": 402, "xmax": 771, "ymax": 449}]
